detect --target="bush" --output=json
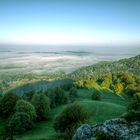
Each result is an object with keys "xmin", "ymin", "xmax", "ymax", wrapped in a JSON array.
[
  {"xmin": 22, "ymin": 91, "xmax": 34, "ymax": 101},
  {"xmin": 61, "ymin": 83, "xmax": 74, "ymax": 91},
  {"xmin": 114, "ymin": 82, "xmax": 124, "ymax": 96},
  {"xmin": 31, "ymin": 93, "xmax": 50, "ymax": 121},
  {"xmin": 69, "ymin": 87, "xmax": 78, "ymax": 102},
  {"xmin": 0, "ymin": 92, "xmax": 20, "ymax": 118},
  {"xmin": 69, "ymin": 87, "xmax": 78, "ymax": 97},
  {"xmin": 8, "ymin": 112, "xmax": 33, "ymax": 134},
  {"xmin": 46, "ymin": 87, "xmax": 68, "ymax": 107},
  {"xmin": 54, "ymin": 102, "xmax": 89, "ymax": 133},
  {"xmin": 46, "ymin": 89, "xmax": 56, "ymax": 108},
  {"xmin": 127, "ymin": 101, "xmax": 140, "ymax": 111},
  {"xmin": 54, "ymin": 87, "xmax": 68, "ymax": 105},
  {"xmin": 15, "ymin": 100, "xmax": 36, "ymax": 121},
  {"xmin": 123, "ymin": 101, "xmax": 140, "ymax": 122},
  {"xmin": 92, "ymin": 90, "xmax": 101, "ymax": 100},
  {"xmin": 123, "ymin": 110, "xmax": 140, "ymax": 122}
]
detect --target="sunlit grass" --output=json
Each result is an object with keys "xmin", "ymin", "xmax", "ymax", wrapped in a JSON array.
[{"xmin": 12, "ymin": 88, "xmax": 128, "ymax": 140}]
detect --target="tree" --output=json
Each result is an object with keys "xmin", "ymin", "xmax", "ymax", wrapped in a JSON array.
[
  {"xmin": 45, "ymin": 87, "xmax": 67, "ymax": 107},
  {"xmin": 127, "ymin": 101, "xmax": 140, "ymax": 111},
  {"xmin": 125, "ymin": 84, "xmax": 137, "ymax": 96},
  {"xmin": 69, "ymin": 87, "xmax": 78, "ymax": 102},
  {"xmin": 0, "ymin": 95, "xmax": 2, "ymax": 104},
  {"xmin": 31, "ymin": 93, "xmax": 50, "ymax": 121},
  {"xmin": 69, "ymin": 87, "xmax": 78, "ymax": 97},
  {"xmin": 99, "ymin": 74, "xmax": 112, "ymax": 89},
  {"xmin": 0, "ymin": 92, "xmax": 20, "ymax": 118},
  {"xmin": 114, "ymin": 82, "xmax": 124, "ymax": 96},
  {"xmin": 54, "ymin": 103, "xmax": 89, "ymax": 133},
  {"xmin": 118, "ymin": 72, "xmax": 135, "ymax": 85},
  {"xmin": 123, "ymin": 100, "xmax": 140, "ymax": 122},
  {"xmin": 134, "ymin": 93, "xmax": 140, "ymax": 103},
  {"xmin": 92, "ymin": 90, "xmax": 101, "ymax": 100},
  {"xmin": 54, "ymin": 87, "xmax": 68, "ymax": 105},
  {"xmin": 61, "ymin": 83, "xmax": 74, "ymax": 91},
  {"xmin": 22, "ymin": 91, "xmax": 34, "ymax": 101},
  {"xmin": 45, "ymin": 89, "xmax": 56, "ymax": 108},
  {"xmin": 15, "ymin": 100, "xmax": 36, "ymax": 121},
  {"xmin": 7, "ymin": 112, "xmax": 32, "ymax": 139}
]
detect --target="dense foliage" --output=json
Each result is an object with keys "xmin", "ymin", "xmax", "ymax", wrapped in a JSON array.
[
  {"xmin": 54, "ymin": 103, "xmax": 89, "ymax": 133},
  {"xmin": 31, "ymin": 93, "xmax": 50, "ymax": 121},
  {"xmin": 46, "ymin": 87, "xmax": 68, "ymax": 108},
  {"xmin": 75, "ymin": 71, "xmax": 140, "ymax": 97},
  {"xmin": 123, "ymin": 100, "xmax": 140, "ymax": 122},
  {"xmin": 92, "ymin": 90, "xmax": 101, "ymax": 100},
  {"xmin": 0, "ymin": 92, "xmax": 20, "ymax": 118},
  {"xmin": 68, "ymin": 55, "xmax": 140, "ymax": 80},
  {"xmin": 15, "ymin": 100, "xmax": 36, "ymax": 121},
  {"xmin": 8, "ymin": 112, "xmax": 32, "ymax": 134},
  {"xmin": 69, "ymin": 87, "xmax": 78, "ymax": 102}
]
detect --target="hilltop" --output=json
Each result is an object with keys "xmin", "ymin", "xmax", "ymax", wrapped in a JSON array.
[{"xmin": 68, "ymin": 54, "xmax": 140, "ymax": 80}]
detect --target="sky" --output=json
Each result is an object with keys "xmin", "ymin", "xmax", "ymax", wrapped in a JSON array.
[{"xmin": 0, "ymin": 0, "xmax": 140, "ymax": 46}]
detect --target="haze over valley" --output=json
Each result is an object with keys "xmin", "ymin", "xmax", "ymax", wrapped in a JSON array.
[{"xmin": 0, "ymin": 46, "xmax": 139, "ymax": 75}]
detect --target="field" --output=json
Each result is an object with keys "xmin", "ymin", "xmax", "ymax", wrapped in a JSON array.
[{"xmin": 0, "ymin": 88, "xmax": 127, "ymax": 140}]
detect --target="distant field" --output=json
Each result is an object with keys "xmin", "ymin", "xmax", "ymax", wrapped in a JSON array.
[{"xmin": 5, "ymin": 88, "xmax": 127, "ymax": 140}]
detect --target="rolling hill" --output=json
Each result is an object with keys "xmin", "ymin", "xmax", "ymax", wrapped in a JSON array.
[{"xmin": 67, "ymin": 54, "xmax": 140, "ymax": 80}]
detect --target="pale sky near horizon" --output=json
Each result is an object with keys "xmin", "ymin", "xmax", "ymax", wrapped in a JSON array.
[{"xmin": 0, "ymin": 0, "xmax": 140, "ymax": 46}]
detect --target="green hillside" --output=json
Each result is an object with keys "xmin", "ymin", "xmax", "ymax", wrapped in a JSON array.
[
  {"xmin": 0, "ymin": 55, "xmax": 139, "ymax": 140},
  {"xmin": 12, "ymin": 89, "xmax": 127, "ymax": 140},
  {"xmin": 68, "ymin": 54, "xmax": 140, "ymax": 80}
]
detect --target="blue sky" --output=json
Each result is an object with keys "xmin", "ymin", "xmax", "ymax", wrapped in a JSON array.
[{"xmin": 0, "ymin": 0, "xmax": 140, "ymax": 46}]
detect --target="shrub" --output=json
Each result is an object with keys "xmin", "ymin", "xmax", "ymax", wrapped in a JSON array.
[
  {"xmin": 45, "ymin": 87, "xmax": 68, "ymax": 107},
  {"xmin": 92, "ymin": 90, "xmax": 101, "ymax": 100},
  {"xmin": 61, "ymin": 83, "xmax": 74, "ymax": 91},
  {"xmin": 114, "ymin": 82, "xmax": 124, "ymax": 96},
  {"xmin": 69, "ymin": 87, "xmax": 78, "ymax": 97},
  {"xmin": 123, "ymin": 110, "xmax": 140, "ymax": 122},
  {"xmin": 46, "ymin": 89, "xmax": 56, "ymax": 108},
  {"xmin": 123, "ymin": 101, "xmax": 140, "ymax": 122},
  {"xmin": 69, "ymin": 87, "xmax": 78, "ymax": 102},
  {"xmin": 63, "ymin": 126, "xmax": 78, "ymax": 140},
  {"xmin": 22, "ymin": 91, "xmax": 34, "ymax": 101},
  {"xmin": 8, "ymin": 112, "xmax": 32, "ymax": 134},
  {"xmin": 31, "ymin": 93, "xmax": 50, "ymax": 121},
  {"xmin": 15, "ymin": 100, "xmax": 36, "ymax": 121},
  {"xmin": 54, "ymin": 102, "xmax": 89, "ymax": 133},
  {"xmin": 127, "ymin": 101, "xmax": 140, "ymax": 111},
  {"xmin": 0, "ymin": 92, "xmax": 20, "ymax": 118},
  {"xmin": 54, "ymin": 87, "xmax": 68, "ymax": 105}
]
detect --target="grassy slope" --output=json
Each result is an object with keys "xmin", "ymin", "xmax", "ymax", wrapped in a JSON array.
[
  {"xmin": 68, "ymin": 54, "xmax": 140, "ymax": 80},
  {"xmin": 82, "ymin": 100, "xmax": 125, "ymax": 124},
  {"xmin": 12, "ymin": 88, "xmax": 127, "ymax": 140},
  {"xmin": 77, "ymin": 89, "xmax": 126, "ymax": 123}
]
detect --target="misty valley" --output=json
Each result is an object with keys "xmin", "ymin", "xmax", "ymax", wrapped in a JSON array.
[{"xmin": 0, "ymin": 49, "xmax": 140, "ymax": 140}]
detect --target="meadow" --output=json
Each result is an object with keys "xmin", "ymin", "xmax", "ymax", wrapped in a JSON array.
[{"xmin": 5, "ymin": 88, "xmax": 128, "ymax": 140}]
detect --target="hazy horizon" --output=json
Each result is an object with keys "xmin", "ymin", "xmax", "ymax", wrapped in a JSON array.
[
  {"xmin": 0, "ymin": 45, "xmax": 139, "ymax": 75},
  {"xmin": 0, "ymin": 0, "xmax": 140, "ymax": 75}
]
